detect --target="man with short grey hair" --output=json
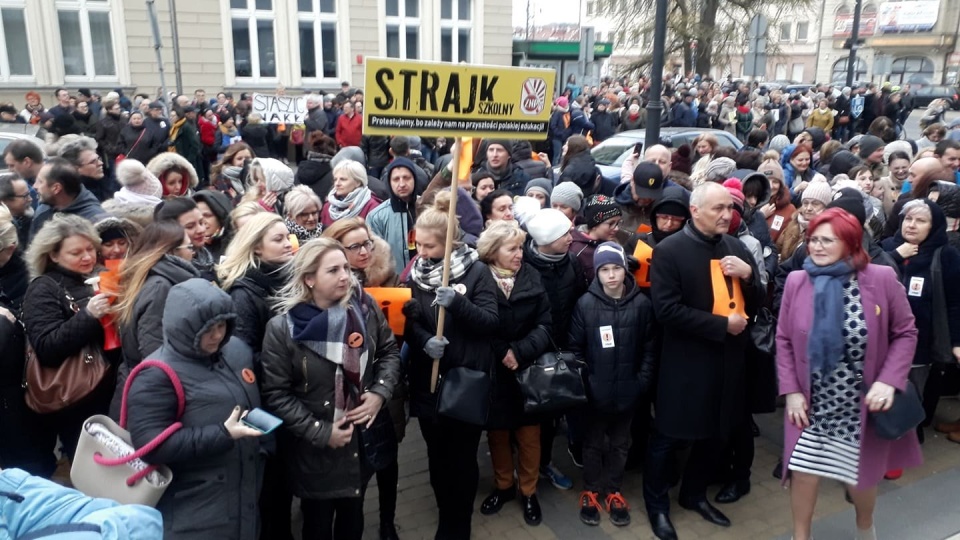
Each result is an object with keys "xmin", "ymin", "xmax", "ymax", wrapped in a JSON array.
[
  {"xmin": 643, "ymin": 182, "xmax": 763, "ymax": 540},
  {"xmin": 304, "ymin": 93, "xmax": 327, "ymax": 138}
]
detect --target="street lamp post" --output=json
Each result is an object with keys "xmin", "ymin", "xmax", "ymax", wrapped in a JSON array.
[{"xmin": 645, "ymin": 0, "xmax": 668, "ymax": 147}]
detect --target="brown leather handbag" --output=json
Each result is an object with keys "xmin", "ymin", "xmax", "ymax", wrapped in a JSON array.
[{"xmin": 22, "ymin": 280, "xmax": 109, "ymax": 414}]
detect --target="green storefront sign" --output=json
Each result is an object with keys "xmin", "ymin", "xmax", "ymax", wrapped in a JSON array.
[{"xmin": 514, "ymin": 41, "xmax": 614, "ymax": 59}]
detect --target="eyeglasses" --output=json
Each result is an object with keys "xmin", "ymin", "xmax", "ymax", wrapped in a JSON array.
[
  {"xmin": 808, "ymin": 236, "xmax": 838, "ymax": 248},
  {"xmin": 176, "ymin": 244, "xmax": 195, "ymax": 252},
  {"xmin": 656, "ymin": 215, "xmax": 685, "ymax": 224},
  {"xmin": 82, "ymin": 156, "xmax": 103, "ymax": 167},
  {"xmin": 296, "ymin": 210, "xmax": 320, "ymax": 219},
  {"xmin": 6, "ymin": 193, "xmax": 31, "ymax": 200},
  {"xmin": 344, "ymin": 239, "xmax": 375, "ymax": 253}
]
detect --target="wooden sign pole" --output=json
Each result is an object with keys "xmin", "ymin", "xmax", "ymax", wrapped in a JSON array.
[{"xmin": 430, "ymin": 137, "xmax": 462, "ymax": 393}]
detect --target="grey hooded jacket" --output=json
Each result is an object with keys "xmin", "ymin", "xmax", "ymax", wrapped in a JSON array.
[{"xmin": 125, "ymin": 279, "xmax": 262, "ymax": 540}]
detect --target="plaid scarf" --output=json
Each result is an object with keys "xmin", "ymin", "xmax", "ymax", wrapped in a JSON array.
[
  {"xmin": 410, "ymin": 245, "xmax": 478, "ymax": 291},
  {"xmin": 288, "ymin": 292, "xmax": 368, "ymax": 421}
]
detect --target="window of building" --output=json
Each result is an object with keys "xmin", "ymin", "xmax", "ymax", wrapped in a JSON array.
[
  {"xmin": 229, "ymin": 0, "xmax": 276, "ymax": 80},
  {"xmin": 791, "ymin": 63, "xmax": 804, "ymax": 82},
  {"xmin": 890, "ymin": 56, "xmax": 934, "ymax": 86},
  {"xmin": 796, "ymin": 21, "xmax": 809, "ymax": 41},
  {"xmin": 780, "ymin": 22, "xmax": 791, "ymax": 42},
  {"xmin": 297, "ymin": 0, "xmax": 338, "ymax": 80},
  {"xmin": 586, "ymin": 0, "xmax": 594, "ymax": 15},
  {"xmin": 56, "ymin": 0, "xmax": 115, "ymax": 79},
  {"xmin": 386, "ymin": 0, "xmax": 419, "ymax": 59},
  {"xmin": 832, "ymin": 57, "xmax": 867, "ymax": 82},
  {"xmin": 0, "ymin": 3, "xmax": 31, "ymax": 79},
  {"xmin": 775, "ymin": 63, "xmax": 787, "ymax": 80},
  {"xmin": 440, "ymin": 0, "xmax": 471, "ymax": 63}
]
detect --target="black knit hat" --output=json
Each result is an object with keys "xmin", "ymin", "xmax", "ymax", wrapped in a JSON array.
[
  {"xmin": 827, "ymin": 188, "xmax": 867, "ymax": 226},
  {"xmin": 583, "ymin": 194, "xmax": 622, "ymax": 229}
]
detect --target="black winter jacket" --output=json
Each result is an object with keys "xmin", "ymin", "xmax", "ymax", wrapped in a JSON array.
[
  {"xmin": 260, "ymin": 293, "xmax": 401, "ymax": 499},
  {"xmin": 523, "ymin": 242, "xmax": 586, "ymax": 348},
  {"xmin": 240, "ymin": 123, "xmax": 271, "ymax": 159},
  {"xmin": 512, "ymin": 140, "xmax": 554, "ymax": 181},
  {"xmin": 22, "ymin": 266, "xmax": 104, "ymax": 369},
  {"xmin": 569, "ymin": 275, "xmax": 656, "ymax": 413},
  {"xmin": 119, "ymin": 124, "xmax": 153, "ymax": 164},
  {"xmin": 0, "ymin": 251, "xmax": 28, "ymax": 312},
  {"xmin": 294, "ymin": 154, "xmax": 335, "ymax": 201},
  {"xmin": 94, "ymin": 113, "xmax": 125, "ymax": 163},
  {"xmin": 361, "ymin": 135, "xmax": 391, "ymax": 170},
  {"xmin": 486, "ymin": 263, "xmax": 552, "ymax": 430},
  {"xmin": 558, "ymin": 152, "xmax": 602, "ymax": 197},
  {"xmin": 120, "ymin": 255, "xmax": 200, "ymax": 369},
  {"xmin": 126, "ymin": 279, "xmax": 261, "ymax": 540},
  {"xmin": 227, "ymin": 263, "xmax": 285, "ymax": 370},
  {"xmin": 403, "ymin": 258, "xmax": 499, "ymax": 420},
  {"xmin": 592, "ymin": 110, "xmax": 619, "ymax": 142}
]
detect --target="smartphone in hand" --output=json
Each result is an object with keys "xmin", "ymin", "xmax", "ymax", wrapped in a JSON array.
[
  {"xmin": 241, "ymin": 408, "xmax": 283, "ymax": 434},
  {"xmin": 634, "ymin": 142, "xmax": 644, "ymax": 156}
]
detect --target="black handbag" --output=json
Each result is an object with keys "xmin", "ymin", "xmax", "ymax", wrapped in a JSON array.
[
  {"xmin": 359, "ymin": 407, "xmax": 398, "ymax": 472},
  {"xmin": 436, "ymin": 366, "xmax": 491, "ymax": 426},
  {"xmin": 870, "ymin": 380, "xmax": 926, "ymax": 440},
  {"xmin": 516, "ymin": 333, "xmax": 587, "ymax": 415},
  {"xmin": 749, "ymin": 307, "xmax": 777, "ymax": 357}
]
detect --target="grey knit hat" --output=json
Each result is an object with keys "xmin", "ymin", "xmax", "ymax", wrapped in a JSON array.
[
  {"xmin": 768, "ymin": 135, "xmax": 790, "ymax": 155},
  {"xmin": 551, "ymin": 181, "xmax": 584, "ymax": 211},
  {"xmin": 525, "ymin": 178, "xmax": 553, "ymax": 200},
  {"xmin": 705, "ymin": 157, "xmax": 737, "ymax": 183}
]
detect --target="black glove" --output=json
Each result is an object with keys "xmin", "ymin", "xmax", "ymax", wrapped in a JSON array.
[{"xmin": 402, "ymin": 299, "xmax": 422, "ymax": 322}]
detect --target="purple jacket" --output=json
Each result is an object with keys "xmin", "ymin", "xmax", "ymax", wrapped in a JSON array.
[{"xmin": 776, "ymin": 263, "xmax": 922, "ymax": 489}]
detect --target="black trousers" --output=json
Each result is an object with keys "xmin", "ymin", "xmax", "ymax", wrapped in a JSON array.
[
  {"xmin": 259, "ymin": 455, "xmax": 293, "ymax": 540},
  {"xmin": 301, "ymin": 497, "xmax": 364, "ymax": 540},
  {"xmin": 643, "ymin": 430, "xmax": 724, "ymax": 514},
  {"xmin": 582, "ymin": 409, "xmax": 633, "ymax": 496},
  {"xmin": 376, "ymin": 459, "xmax": 399, "ymax": 525},
  {"xmin": 720, "ymin": 411, "xmax": 755, "ymax": 484},
  {"xmin": 418, "ymin": 416, "xmax": 482, "ymax": 540}
]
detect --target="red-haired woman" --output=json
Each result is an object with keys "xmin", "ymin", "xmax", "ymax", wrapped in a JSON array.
[{"xmin": 776, "ymin": 208, "xmax": 921, "ymax": 540}]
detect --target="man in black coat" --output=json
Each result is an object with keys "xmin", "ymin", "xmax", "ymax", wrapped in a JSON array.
[{"xmin": 642, "ymin": 182, "xmax": 764, "ymax": 540}]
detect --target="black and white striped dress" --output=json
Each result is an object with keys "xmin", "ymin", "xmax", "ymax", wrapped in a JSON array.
[{"xmin": 788, "ymin": 278, "xmax": 867, "ymax": 485}]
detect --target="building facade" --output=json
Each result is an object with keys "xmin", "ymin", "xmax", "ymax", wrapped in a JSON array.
[
  {"xmin": 0, "ymin": 0, "xmax": 513, "ymax": 105},
  {"xmin": 815, "ymin": 0, "xmax": 960, "ymax": 86}
]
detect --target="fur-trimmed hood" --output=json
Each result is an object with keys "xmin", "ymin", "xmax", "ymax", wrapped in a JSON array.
[
  {"xmin": 363, "ymin": 236, "xmax": 397, "ymax": 287},
  {"xmin": 146, "ymin": 152, "xmax": 200, "ymax": 190}
]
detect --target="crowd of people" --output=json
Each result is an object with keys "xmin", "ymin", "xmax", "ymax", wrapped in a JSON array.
[{"xmin": 0, "ymin": 75, "xmax": 956, "ymax": 540}]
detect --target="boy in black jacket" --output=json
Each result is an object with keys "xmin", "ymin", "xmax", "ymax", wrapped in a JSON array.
[{"xmin": 569, "ymin": 241, "xmax": 656, "ymax": 528}]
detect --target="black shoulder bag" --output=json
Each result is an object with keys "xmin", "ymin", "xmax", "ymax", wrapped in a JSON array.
[{"xmin": 515, "ymin": 328, "xmax": 587, "ymax": 415}]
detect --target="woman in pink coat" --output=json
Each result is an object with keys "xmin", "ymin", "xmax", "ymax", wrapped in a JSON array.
[{"xmin": 777, "ymin": 208, "xmax": 921, "ymax": 540}]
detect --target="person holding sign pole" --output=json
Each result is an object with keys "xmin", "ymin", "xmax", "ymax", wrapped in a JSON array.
[
  {"xmin": 643, "ymin": 183, "xmax": 764, "ymax": 540},
  {"xmin": 401, "ymin": 198, "xmax": 499, "ymax": 540}
]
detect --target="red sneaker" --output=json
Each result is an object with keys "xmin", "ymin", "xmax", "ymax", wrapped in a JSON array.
[{"xmin": 883, "ymin": 469, "xmax": 903, "ymax": 480}]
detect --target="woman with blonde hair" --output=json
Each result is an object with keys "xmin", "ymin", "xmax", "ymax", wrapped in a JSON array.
[
  {"xmin": 320, "ymin": 160, "xmax": 381, "ymax": 227},
  {"xmin": 690, "ymin": 133, "xmax": 719, "ymax": 185},
  {"xmin": 322, "ymin": 217, "xmax": 396, "ymax": 287},
  {"xmin": 230, "ymin": 200, "xmax": 266, "ymax": 232},
  {"xmin": 21, "ymin": 214, "xmax": 116, "ymax": 459},
  {"xmin": 218, "ymin": 211, "xmax": 294, "ymax": 539},
  {"xmin": 260, "ymin": 238, "xmax": 400, "ymax": 540},
  {"xmin": 284, "ymin": 184, "xmax": 324, "ymax": 243},
  {"xmin": 476, "ymin": 220, "xmax": 551, "ymax": 527},
  {"xmin": 403, "ymin": 197, "xmax": 499, "ymax": 539}
]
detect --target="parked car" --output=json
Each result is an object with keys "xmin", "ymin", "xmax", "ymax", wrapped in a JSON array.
[
  {"xmin": 0, "ymin": 124, "xmax": 46, "ymax": 156},
  {"xmin": 591, "ymin": 128, "xmax": 742, "ymax": 185},
  {"xmin": 910, "ymin": 85, "xmax": 960, "ymax": 110}
]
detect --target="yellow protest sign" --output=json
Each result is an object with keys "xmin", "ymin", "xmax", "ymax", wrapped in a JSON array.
[{"xmin": 363, "ymin": 58, "xmax": 555, "ymax": 140}]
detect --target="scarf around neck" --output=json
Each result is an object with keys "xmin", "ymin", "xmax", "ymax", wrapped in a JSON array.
[
  {"xmin": 489, "ymin": 265, "xmax": 517, "ymax": 298},
  {"xmin": 288, "ymin": 293, "xmax": 368, "ymax": 421},
  {"xmin": 802, "ymin": 257, "xmax": 855, "ymax": 375},
  {"xmin": 326, "ymin": 186, "xmax": 373, "ymax": 222},
  {"xmin": 411, "ymin": 244, "xmax": 479, "ymax": 291}
]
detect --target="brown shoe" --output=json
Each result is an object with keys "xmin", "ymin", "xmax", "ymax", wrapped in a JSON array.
[
  {"xmin": 947, "ymin": 431, "xmax": 960, "ymax": 444},
  {"xmin": 935, "ymin": 419, "xmax": 960, "ymax": 433}
]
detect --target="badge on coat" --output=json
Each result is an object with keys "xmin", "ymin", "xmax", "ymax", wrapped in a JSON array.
[
  {"xmin": 453, "ymin": 283, "xmax": 467, "ymax": 295},
  {"xmin": 600, "ymin": 325, "xmax": 615, "ymax": 348},
  {"xmin": 908, "ymin": 276, "xmax": 924, "ymax": 297},
  {"xmin": 241, "ymin": 368, "xmax": 256, "ymax": 384},
  {"xmin": 348, "ymin": 332, "xmax": 364, "ymax": 348},
  {"xmin": 771, "ymin": 215, "xmax": 784, "ymax": 231}
]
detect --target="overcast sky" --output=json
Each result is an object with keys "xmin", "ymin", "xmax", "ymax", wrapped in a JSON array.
[{"xmin": 512, "ymin": 0, "xmax": 582, "ymax": 27}]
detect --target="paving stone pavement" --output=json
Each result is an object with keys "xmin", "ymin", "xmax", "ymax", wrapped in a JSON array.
[{"xmin": 286, "ymin": 399, "xmax": 960, "ymax": 540}]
